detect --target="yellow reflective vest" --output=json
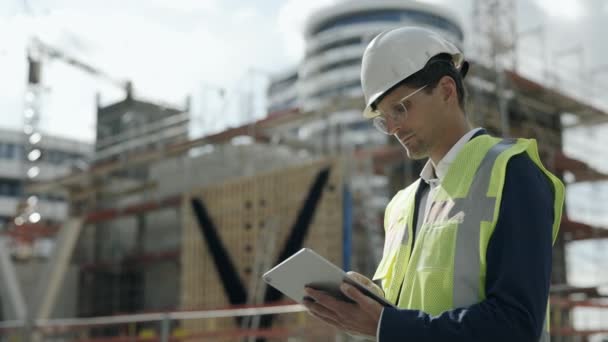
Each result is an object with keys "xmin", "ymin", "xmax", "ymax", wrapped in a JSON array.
[{"xmin": 373, "ymin": 135, "xmax": 564, "ymax": 340}]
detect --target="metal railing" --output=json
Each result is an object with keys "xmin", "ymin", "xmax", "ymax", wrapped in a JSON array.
[{"xmin": 0, "ymin": 304, "xmax": 346, "ymax": 342}]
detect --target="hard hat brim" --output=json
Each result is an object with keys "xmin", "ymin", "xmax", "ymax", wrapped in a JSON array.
[
  {"xmin": 362, "ymin": 105, "xmax": 379, "ymax": 119},
  {"xmin": 362, "ymin": 83, "xmax": 398, "ymax": 119}
]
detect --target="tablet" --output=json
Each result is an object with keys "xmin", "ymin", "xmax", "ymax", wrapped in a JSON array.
[{"xmin": 262, "ymin": 248, "xmax": 394, "ymax": 307}]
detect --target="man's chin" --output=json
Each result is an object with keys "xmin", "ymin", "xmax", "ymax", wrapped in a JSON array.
[
  {"xmin": 397, "ymin": 140, "xmax": 427, "ymax": 160},
  {"xmin": 405, "ymin": 148, "xmax": 427, "ymax": 160}
]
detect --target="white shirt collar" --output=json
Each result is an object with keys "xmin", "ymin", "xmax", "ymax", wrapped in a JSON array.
[{"xmin": 420, "ymin": 127, "xmax": 483, "ymax": 184}]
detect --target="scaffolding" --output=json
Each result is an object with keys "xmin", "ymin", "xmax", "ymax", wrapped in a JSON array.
[
  {"xmin": 10, "ymin": 104, "xmax": 349, "ymax": 340},
  {"xmin": 471, "ymin": 2, "xmax": 608, "ymax": 339}
]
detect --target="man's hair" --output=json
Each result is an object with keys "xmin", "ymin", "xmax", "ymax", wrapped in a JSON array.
[{"xmin": 377, "ymin": 53, "xmax": 468, "ymax": 111}]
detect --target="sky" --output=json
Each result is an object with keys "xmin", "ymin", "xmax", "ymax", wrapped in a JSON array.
[
  {"xmin": 0, "ymin": 0, "xmax": 606, "ymax": 143},
  {"xmin": 1, "ymin": 0, "xmax": 607, "ymax": 331}
]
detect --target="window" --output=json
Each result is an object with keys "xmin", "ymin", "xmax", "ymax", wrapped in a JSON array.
[
  {"xmin": 312, "ymin": 11, "xmax": 403, "ymax": 35},
  {"xmin": 311, "ymin": 10, "xmax": 463, "ymax": 41},
  {"xmin": 0, "ymin": 143, "xmax": 17, "ymax": 160},
  {"xmin": 309, "ymin": 80, "xmax": 362, "ymax": 99},
  {"xmin": 309, "ymin": 57, "xmax": 361, "ymax": 77},
  {"xmin": 0, "ymin": 180, "xmax": 22, "ymax": 197},
  {"xmin": 43, "ymin": 149, "xmax": 83, "ymax": 165},
  {"xmin": 307, "ymin": 37, "xmax": 362, "ymax": 58}
]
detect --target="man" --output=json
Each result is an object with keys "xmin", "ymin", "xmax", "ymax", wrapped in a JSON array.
[{"xmin": 303, "ymin": 27, "xmax": 564, "ymax": 341}]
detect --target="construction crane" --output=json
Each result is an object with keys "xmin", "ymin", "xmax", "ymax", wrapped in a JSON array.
[
  {"xmin": 0, "ymin": 35, "xmax": 133, "ymax": 339},
  {"xmin": 29, "ymin": 37, "xmax": 132, "ymax": 92},
  {"xmin": 15, "ymin": 37, "xmax": 132, "ymax": 229}
]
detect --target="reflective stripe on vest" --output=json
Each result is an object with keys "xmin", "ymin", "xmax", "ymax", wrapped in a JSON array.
[{"xmin": 448, "ymin": 138, "xmax": 513, "ymax": 307}]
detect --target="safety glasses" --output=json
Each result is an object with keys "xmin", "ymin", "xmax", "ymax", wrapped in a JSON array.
[{"xmin": 371, "ymin": 85, "xmax": 427, "ymax": 135}]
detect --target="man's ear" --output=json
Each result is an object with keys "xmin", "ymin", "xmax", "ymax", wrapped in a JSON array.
[{"xmin": 439, "ymin": 76, "xmax": 456, "ymax": 103}]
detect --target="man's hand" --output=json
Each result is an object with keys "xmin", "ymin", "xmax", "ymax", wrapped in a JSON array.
[{"xmin": 303, "ymin": 279, "xmax": 384, "ymax": 339}]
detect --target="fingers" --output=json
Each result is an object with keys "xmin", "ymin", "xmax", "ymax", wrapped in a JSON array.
[
  {"xmin": 340, "ymin": 283, "xmax": 384, "ymax": 318},
  {"xmin": 303, "ymin": 298, "xmax": 341, "ymax": 327},
  {"xmin": 304, "ymin": 287, "xmax": 358, "ymax": 325},
  {"xmin": 304, "ymin": 286, "xmax": 382, "ymax": 338},
  {"xmin": 304, "ymin": 287, "xmax": 348, "ymax": 311},
  {"xmin": 310, "ymin": 310, "xmax": 342, "ymax": 329}
]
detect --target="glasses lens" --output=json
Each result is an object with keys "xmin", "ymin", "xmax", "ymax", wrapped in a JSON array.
[
  {"xmin": 393, "ymin": 103, "xmax": 407, "ymax": 121},
  {"xmin": 370, "ymin": 96, "xmax": 412, "ymax": 135},
  {"xmin": 372, "ymin": 116, "xmax": 390, "ymax": 135}
]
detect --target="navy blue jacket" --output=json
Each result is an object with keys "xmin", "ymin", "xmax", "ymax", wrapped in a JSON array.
[{"xmin": 379, "ymin": 133, "xmax": 555, "ymax": 341}]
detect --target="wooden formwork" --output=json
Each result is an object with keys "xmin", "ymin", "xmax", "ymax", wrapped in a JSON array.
[{"xmin": 180, "ymin": 158, "xmax": 343, "ymax": 338}]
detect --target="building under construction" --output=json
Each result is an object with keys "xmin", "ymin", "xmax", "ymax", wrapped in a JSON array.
[{"xmin": 0, "ymin": 0, "xmax": 607, "ymax": 341}]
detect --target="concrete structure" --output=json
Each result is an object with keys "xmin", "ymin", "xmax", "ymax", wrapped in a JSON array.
[
  {"xmin": 95, "ymin": 93, "xmax": 189, "ymax": 164},
  {"xmin": 74, "ymin": 141, "xmax": 317, "ymax": 317},
  {"xmin": 0, "ymin": 127, "xmax": 92, "ymax": 228},
  {"xmin": 60, "ymin": 93, "xmax": 190, "ymax": 319},
  {"xmin": 150, "ymin": 142, "xmax": 315, "ymax": 198}
]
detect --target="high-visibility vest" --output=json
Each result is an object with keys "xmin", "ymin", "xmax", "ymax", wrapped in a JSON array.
[{"xmin": 373, "ymin": 136, "xmax": 565, "ymax": 341}]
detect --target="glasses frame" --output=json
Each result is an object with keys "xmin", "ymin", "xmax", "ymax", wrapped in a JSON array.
[{"xmin": 371, "ymin": 85, "xmax": 428, "ymax": 135}]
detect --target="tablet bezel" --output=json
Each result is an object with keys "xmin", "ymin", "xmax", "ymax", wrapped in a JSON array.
[{"xmin": 262, "ymin": 248, "xmax": 394, "ymax": 308}]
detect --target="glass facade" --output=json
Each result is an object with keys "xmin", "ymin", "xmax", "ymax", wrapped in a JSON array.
[
  {"xmin": 45, "ymin": 150, "xmax": 84, "ymax": 165},
  {"xmin": 312, "ymin": 57, "xmax": 361, "ymax": 77},
  {"xmin": 0, "ymin": 179, "xmax": 66, "ymax": 200},
  {"xmin": 306, "ymin": 37, "xmax": 362, "ymax": 58},
  {"xmin": 0, "ymin": 143, "xmax": 19, "ymax": 160},
  {"xmin": 269, "ymin": 4, "xmax": 464, "ymax": 114},
  {"xmin": 0, "ymin": 142, "xmax": 84, "ymax": 164},
  {"xmin": 0, "ymin": 179, "xmax": 22, "ymax": 197},
  {"xmin": 311, "ymin": 9, "xmax": 463, "ymax": 41},
  {"xmin": 309, "ymin": 80, "xmax": 361, "ymax": 99}
]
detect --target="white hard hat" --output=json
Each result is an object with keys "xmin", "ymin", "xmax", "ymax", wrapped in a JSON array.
[{"xmin": 361, "ymin": 26, "xmax": 467, "ymax": 118}]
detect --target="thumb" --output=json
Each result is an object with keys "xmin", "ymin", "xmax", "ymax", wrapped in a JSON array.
[
  {"xmin": 346, "ymin": 271, "xmax": 384, "ymax": 298},
  {"xmin": 346, "ymin": 271, "xmax": 372, "ymax": 286}
]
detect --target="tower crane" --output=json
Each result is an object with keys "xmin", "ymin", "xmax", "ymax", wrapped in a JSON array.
[{"xmin": 15, "ymin": 36, "xmax": 131, "ymax": 229}]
